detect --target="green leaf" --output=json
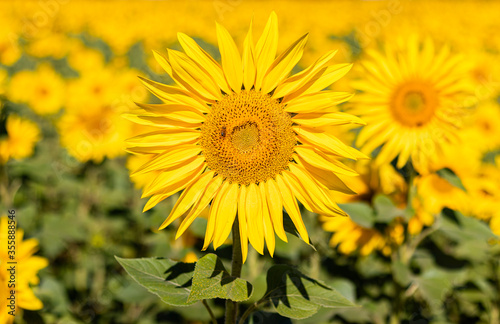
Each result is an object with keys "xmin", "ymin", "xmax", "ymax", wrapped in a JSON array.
[
  {"xmin": 391, "ymin": 260, "xmax": 412, "ymax": 286},
  {"xmin": 373, "ymin": 194, "xmax": 406, "ymax": 223},
  {"xmin": 436, "ymin": 168, "xmax": 466, "ymax": 191},
  {"xmin": 283, "ymin": 212, "xmax": 316, "ymax": 250},
  {"xmin": 415, "ymin": 269, "xmax": 456, "ymax": 312},
  {"xmin": 356, "ymin": 254, "xmax": 391, "ymax": 278},
  {"xmin": 187, "ymin": 254, "xmax": 253, "ymax": 303},
  {"xmin": 440, "ymin": 210, "xmax": 498, "ymax": 243},
  {"xmin": 264, "ymin": 265, "xmax": 356, "ymax": 319},
  {"xmin": 339, "ymin": 202, "xmax": 375, "ymax": 228},
  {"xmin": 115, "ymin": 256, "xmax": 196, "ymax": 306}
]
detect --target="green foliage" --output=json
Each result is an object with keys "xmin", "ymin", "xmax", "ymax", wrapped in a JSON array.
[
  {"xmin": 188, "ymin": 253, "xmax": 253, "ymax": 303},
  {"xmin": 373, "ymin": 194, "xmax": 406, "ymax": 223},
  {"xmin": 339, "ymin": 202, "xmax": 374, "ymax": 228},
  {"xmin": 262, "ymin": 265, "xmax": 356, "ymax": 319},
  {"xmin": 115, "ymin": 257, "xmax": 196, "ymax": 306}
]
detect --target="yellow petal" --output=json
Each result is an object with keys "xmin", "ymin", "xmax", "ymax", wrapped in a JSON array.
[
  {"xmin": 132, "ymin": 145, "xmax": 202, "ymax": 175},
  {"xmin": 213, "ymin": 183, "xmax": 239, "ymax": 249},
  {"xmin": 242, "ymin": 19, "xmax": 256, "ymax": 91},
  {"xmin": 143, "ymin": 194, "xmax": 169, "ymax": 212},
  {"xmin": 126, "ymin": 142, "xmax": 199, "ymax": 155},
  {"xmin": 177, "ymin": 32, "xmax": 231, "ymax": 94},
  {"xmin": 359, "ymin": 59, "xmax": 395, "ymax": 89},
  {"xmin": 364, "ymin": 49, "xmax": 400, "ymax": 85},
  {"xmin": 275, "ymin": 174, "xmax": 309, "ymax": 243},
  {"xmin": 142, "ymin": 156, "xmax": 206, "ymax": 197},
  {"xmin": 216, "ymin": 22, "xmax": 243, "ymax": 92},
  {"xmin": 159, "ymin": 170, "xmax": 215, "ymax": 230},
  {"xmin": 135, "ymin": 102, "xmax": 206, "ymax": 122},
  {"xmin": 274, "ymin": 49, "xmax": 338, "ymax": 98},
  {"xmin": 376, "ymin": 137, "xmax": 403, "ymax": 167},
  {"xmin": 238, "ymin": 185, "xmax": 249, "ymax": 263},
  {"xmin": 294, "ymin": 146, "xmax": 358, "ymax": 177},
  {"xmin": 168, "ymin": 49, "xmax": 221, "ymax": 101},
  {"xmin": 259, "ymin": 184, "xmax": 275, "ymax": 256},
  {"xmin": 16, "ymin": 238, "xmax": 39, "ymax": 259},
  {"xmin": 138, "ymin": 76, "xmax": 209, "ymax": 110},
  {"xmin": 152, "ymin": 50, "xmax": 173, "ymax": 77},
  {"xmin": 284, "ymin": 91, "xmax": 353, "ymax": 112},
  {"xmin": 295, "ymin": 157, "xmax": 355, "ymax": 195},
  {"xmin": 295, "ymin": 126, "xmax": 363, "ymax": 160},
  {"xmin": 203, "ymin": 180, "xmax": 230, "ymax": 250},
  {"xmin": 261, "ymin": 33, "xmax": 308, "ymax": 94},
  {"xmin": 143, "ymin": 161, "xmax": 206, "ymax": 212},
  {"xmin": 246, "ymin": 183, "xmax": 264, "ymax": 254},
  {"xmin": 280, "ymin": 172, "xmax": 316, "ymax": 212},
  {"xmin": 285, "ymin": 63, "xmax": 352, "ymax": 101},
  {"xmin": 176, "ymin": 175, "xmax": 223, "ymax": 238},
  {"xmin": 265, "ymin": 179, "xmax": 287, "ymax": 242},
  {"xmin": 255, "ymin": 12, "xmax": 278, "ymax": 90},
  {"xmin": 287, "ymin": 163, "xmax": 347, "ymax": 216},
  {"xmin": 126, "ymin": 129, "xmax": 200, "ymax": 148},
  {"xmin": 123, "ymin": 112, "xmax": 200, "ymax": 129},
  {"xmin": 293, "ymin": 112, "xmax": 364, "ymax": 128},
  {"xmin": 356, "ymin": 120, "xmax": 394, "ymax": 148}
]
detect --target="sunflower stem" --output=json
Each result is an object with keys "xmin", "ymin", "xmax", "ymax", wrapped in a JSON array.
[
  {"xmin": 202, "ymin": 300, "xmax": 218, "ymax": 324},
  {"xmin": 225, "ymin": 217, "xmax": 242, "ymax": 324}
]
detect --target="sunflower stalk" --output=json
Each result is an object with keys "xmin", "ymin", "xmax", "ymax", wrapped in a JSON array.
[{"xmin": 225, "ymin": 217, "xmax": 243, "ymax": 324}]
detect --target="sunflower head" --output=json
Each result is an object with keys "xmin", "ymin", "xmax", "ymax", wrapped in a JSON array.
[
  {"xmin": 0, "ymin": 217, "xmax": 48, "ymax": 322},
  {"xmin": 126, "ymin": 13, "xmax": 365, "ymax": 261},
  {"xmin": 351, "ymin": 35, "xmax": 474, "ymax": 174},
  {"xmin": 0, "ymin": 114, "xmax": 41, "ymax": 164}
]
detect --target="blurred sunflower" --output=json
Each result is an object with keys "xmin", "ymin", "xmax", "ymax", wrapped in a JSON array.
[
  {"xmin": 59, "ymin": 103, "xmax": 131, "ymax": 163},
  {"xmin": 0, "ymin": 28, "xmax": 21, "ymax": 66},
  {"xmin": 126, "ymin": 13, "xmax": 366, "ymax": 261},
  {"xmin": 0, "ymin": 217, "xmax": 48, "ymax": 324},
  {"xmin": 461, "ymin": 161, "xmax": 500, "ymax": 223},
  {"xmin": 333, "ymin": 160, "xmax": 407, "ymax": 206},
  {"xmin": 67, "ymin": 39, "xmax": 106, "ymax": 73},
  {"xmin": 0, "ymin": 115, "xmax": 41, "ymax": 163},
  {"xmin": 322, "ymin": 216, "xmax": 404, "ymax": 256},
  {"xmin": 66, "ymin": 68, "xmax": 119, "ymax": 109},
  {"xmin": 321, "ymin": 160, "xmax": 407, "ymax": 255},
  {"xmin": 351, "ymin": 35, "xmax": 472, "ymax": 173},
  {"xmin": 461, "ymin": 100, "xmax": 500, "ymax": 153},
  {"xmin": 409, "ymin": 173, "xmax": 467, "ymax": 235},
  {"xmin": 126, "ymin": 154, "xmax": 157, "ymax": 189},
  {"xmin": 8, "ymin": 64, "xmax": 66, "ymax": 115}
]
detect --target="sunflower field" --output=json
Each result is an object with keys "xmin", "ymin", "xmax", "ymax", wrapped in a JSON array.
[{"xmin": 1, "ymin": 1, "xmax": 500, "ymax": 323}]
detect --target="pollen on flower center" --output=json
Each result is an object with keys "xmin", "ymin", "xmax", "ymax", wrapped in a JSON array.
[
  {"xmin": 201, "ymin": 90, "xmax": 296, "ymax": 185},
  {"xmin": 391, "ymin": 81, "xmax": 438, "ymax": 127}
]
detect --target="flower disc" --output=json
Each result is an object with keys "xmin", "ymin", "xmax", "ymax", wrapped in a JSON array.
[{"xmin": 201, "ymin": 90, "xmax": 295, "ymax": 185}]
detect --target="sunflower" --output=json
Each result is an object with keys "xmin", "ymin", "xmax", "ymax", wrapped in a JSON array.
[
  {"xmin": 0, "ymin": 115, "xmax": 41, "ymax": 164},
  {"xmin": 126, "ymin": 13, "xmax": 366, "ymax": 261},
  {"xmin": 409, "ymin": 173, "xmax": 468, "ymax": 235},
  {"xmin": 351, "ymin": 35, "xmax": 472, "ymax": 174},
  {"xmin": 8, "ymin": 64, "xmax": 66, "ymax": 116},
  {"xmin": 461, "ymin": 100, "xmax": 500, "ymax": 153},
  {"xmin": 322, "ymin": 216, "xmax": 404, "ymax": 256},
  {"xmin": 58, "ymin": 102, "xmax": 132, "ymax": 163},
  {"xmin": 0, "ymin": 217, "xmax": 48, "ymax": 324}
]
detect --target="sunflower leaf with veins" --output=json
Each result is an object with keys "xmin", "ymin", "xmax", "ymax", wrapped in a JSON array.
[{"xmin": 187, "ymin": 254, "xmax": 253, "ymax": 303}]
